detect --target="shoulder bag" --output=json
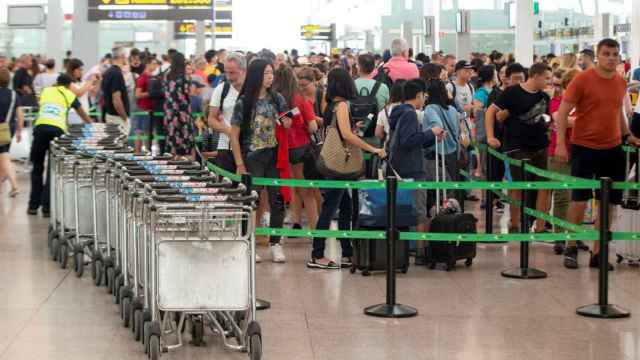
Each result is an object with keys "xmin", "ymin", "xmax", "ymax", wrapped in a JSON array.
[
  {"xmin": 0, "ymin": 90, "xmax": 17, "ymax": 145},
  {"xmin": 316, "ymin": 101, "xmax": 364, "ymax": 179}
]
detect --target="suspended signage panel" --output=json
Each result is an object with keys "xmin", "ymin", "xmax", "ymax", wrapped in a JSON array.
[
  {"xmin": 300, "ymin": 24, "xmax": 333, "ymax": 41},
  {"xmin": 88, "ymin": 0, "xmax": 223, "ymax": 21},
  {"xmin": 174, "ymin": 21, "xmax": 232, "ymax": 39}
]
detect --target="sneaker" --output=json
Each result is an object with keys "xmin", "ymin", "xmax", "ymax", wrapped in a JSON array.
[
  {"xmin": 563, "ymin": 246, "xmax": 578, "ymax": 269},
  {"xmin": 306, "ymin": 258, "xmax": 339, "ymax": 270},
  {"xmin": 466, "ymin": 194, "xmax": 480, "ymax": 202},
  {"xmin": 553, "ymin": 241, "xmax": 565, "ymax": 255},
  {"xmin": 8, "ymin": 189, "xmax": 19, "ymax": 198},
  {"xmin": 42, "ymin": 210, "xmax": 50, "ymax": 218},
  {"xmin": 270, "ymin": 244, "xmax": 286, "ymax": 263},
  {"xmin": 255, "ymin": 253, "xmax": 262, "ymax": 263},
  {"xmin": 414, "ymin": 255, "xmax": 426, "ymax": 266},
  {"xmin": 292, "ymin": 223, "xmax": 302, "ymax": 230},
  {"xmin": 341, "ymin": 257, "xmax": 353, "ymax": 268},
  {"xmin": 27, "ymin": 208, "xmax": 38, "ymax": 216},
  {"xmin": 577, "ymin": 240, "xmax": 590, "ymax": 252},
  {"xmin": 589, "ymin": 252, "xmax": 614, "ymax": 271},
  {"xmin": 261, "ymin": 212, "xmax": 270, "ymax": 227},
  {"xmin": 495, "ymin": 201, "xmax": 505, "ymax": 214}
]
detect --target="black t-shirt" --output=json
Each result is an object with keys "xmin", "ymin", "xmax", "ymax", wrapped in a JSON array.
[
  {"xmin": 101, "ymin": 65, "xmax": 130, "ymax": 116},
  {"xmin": 0, "ymin": 88, "xmax": 22, "ymax": 125},
  {"xmin": 12, "ymin": 68, "xmax": 33, "ymax": 96},
  {"xmin": 130, "ymin": 63, "xmax": 145, "ymax": 76},
  {"xmin": 494, "ymin": 84, "xmax": 550, "ymax": 152}
]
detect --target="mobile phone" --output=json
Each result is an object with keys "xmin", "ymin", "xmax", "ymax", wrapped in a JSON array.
[{"xmin": 277, "ymin": 107, "xmax": 300, "ymax": 124}]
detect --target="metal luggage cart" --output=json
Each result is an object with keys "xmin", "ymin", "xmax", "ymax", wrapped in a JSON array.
[{"xmin": 143, "ymin": 197, "xmax": 262, "ymax": 360}]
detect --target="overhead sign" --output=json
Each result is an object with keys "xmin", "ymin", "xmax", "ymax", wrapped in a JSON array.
[
  {"xmin": 614, "ymin": 23, "xmax": 630, "ymax": 34},
  {"xmin": 8, "ymin": 5, "xmax": 45, "ymax": 27},
  {"xmin": 88, "ymin": 0, "xmax": 230, "ymax": 21},
  {"xmin": 174, "ymin": 21, "xmax": 232, "ymax": 39},
  {"xmin": 300, "ymin": 24, "xmax": 333, "ymax": 41}
]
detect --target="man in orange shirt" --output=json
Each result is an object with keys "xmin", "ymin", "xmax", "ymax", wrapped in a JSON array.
[{"xmin": 556, "ymin": 38, "xmax": 640, "ymax": 269}]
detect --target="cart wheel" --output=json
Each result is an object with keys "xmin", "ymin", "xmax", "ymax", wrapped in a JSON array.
[
  {"xmin": 401, "ymin": 267, "xmax": 408, "ymax": 274},
  {"xmin": 94, "ymin": 260, "xmax": 103, "ymax": 286},
  {"xmin": 51, "ymin": 236, "xmax": 60, "ymax": 261},
  {"xmin": 362, "ymin": 270, "xmax": 370, "ymax": 277},
  {"xmin": 75, "ymin": 252, "xmax": 84, "ymax": 278},
  {"xmin": 134, "ymin": 309, "xmax": 143, "ymax": 341},
  {"xmin": 122, "ymin": 297, "xmax": 131, "ymax": 328},
  {"xmin": 190, "ymin": 316, "xmax": 205, "ymax": 346},
  {"xmin": 465, "ymin": 258, "xmax": 473, "ymax": 267},
  {"xmin": 617, "ymin": 255, "xmax": 624, "ymax": 264},
  {"xmin": 143, "ymin": 321, "xmax": 151, "ymax": 353},
  {"xmin": 428, "ymin": 262, "xmax": 436, "ymax": 270},
  {"xmin": 59, "ymin": 244, "xmax": 69, "ymax": 269},
  {"xmin": 114, "ymin": 275, "xmax": 124, "ymax": 305},
  {"xmin": 246, "ymin": 321, "xmax": 262, "ymax": 360},
  {"xmin": 249, "ymin": 334, "xmax": 262, "ymax": 360},
  {"xmin": 148, "ymin": 335, "xmax": 161, "ymax": 360},
  {"xmin": 47, "ymin": 229, "xmax": 56, "ymax": 251},
  {"xmin": 106, "ymin": 267, "xmax": 115, "ymax": 293}
]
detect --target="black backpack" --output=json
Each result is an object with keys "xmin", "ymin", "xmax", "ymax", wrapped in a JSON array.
[
  {"xmin": 350, "ymin": 81, "xmax": 382, "ymax": 138},
  {"xmin": 373, "ymin": 64, "xmax": 394, "ymax": 90}
]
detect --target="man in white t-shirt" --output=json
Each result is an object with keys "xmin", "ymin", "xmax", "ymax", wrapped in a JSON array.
[{"xmin": 208, "ymin": 52, "xmax": 246, "ymax": 172}]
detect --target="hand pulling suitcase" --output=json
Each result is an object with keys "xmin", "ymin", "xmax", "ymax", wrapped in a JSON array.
[
  {"xmin": 425, "ymin": 140, "xmax": 478, "ymax": 271},
  {"xmin": 615, "ymin": 149, "xmax": 640, "ymax": 266}
]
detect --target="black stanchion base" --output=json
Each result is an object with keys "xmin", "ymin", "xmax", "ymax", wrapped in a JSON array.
[
  {"xmin": 576, "ymin": 304, "xmax": 630, "ymax": 319},
  {"xmin": 256, "ymin": 298, "xmax": 271, "ymax": 311},
  {"xmin": 364, "ymin": 304, "xmax": 418, "ymax": 318},
  {"xmin": 501, "ymin": 267, "xmax": 548, "ymax": 279}
]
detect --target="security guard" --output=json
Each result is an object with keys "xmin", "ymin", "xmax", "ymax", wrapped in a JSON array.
[{"xmin": 27, "ymin": 74, "xmax": 92, "ymax": 216}]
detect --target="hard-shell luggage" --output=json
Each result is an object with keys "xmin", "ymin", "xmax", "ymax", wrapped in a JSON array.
[
  {"xmin": 424, "ymin": 140, "xmax": 478, "ymax": 271},
  {"xmin": 350, "ymin": 226, "xmax": 410, "ymax": 276}
]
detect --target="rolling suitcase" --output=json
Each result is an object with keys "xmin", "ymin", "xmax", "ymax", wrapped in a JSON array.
[
  {"xmin": 615, "ymin": 149, "xmax": 640, "ymax": 266},
  {"xmin": 425, "ymin": 141, "xmax": 478, "ymax": 271},
  {"xmin": 350, "ymin": 226, "xmax": 410, "ymax": 276}
]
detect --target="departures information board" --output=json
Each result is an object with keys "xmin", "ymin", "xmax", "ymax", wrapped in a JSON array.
[{"xmin": 88, "ymin": 0, "xmax": 215, "ymax": 21}]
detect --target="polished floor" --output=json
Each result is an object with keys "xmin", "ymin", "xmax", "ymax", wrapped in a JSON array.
[{"xmin": 1, "ymin": 169, "xmax": 640, "ymax": 360}]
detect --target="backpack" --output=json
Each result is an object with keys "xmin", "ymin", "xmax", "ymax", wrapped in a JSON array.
[
  {"xmin": 218, "ymin": 81, "xmax": 231, "ymax": 108},
  {"xmin": 350, "ymin": 81, "xmax": 382, "ymax": 138},
  {"xmin": 373, "ymin": 64, "xmax": 394, "ymax": 90},
  {"xmin": 449, "ymin": 80, "xmax": 475, "ymax": 108}
]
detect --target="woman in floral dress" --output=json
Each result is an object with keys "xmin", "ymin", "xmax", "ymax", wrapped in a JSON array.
[{"xmin": 163, "ymin": 52, "xmax": 194, "ymax": 157}]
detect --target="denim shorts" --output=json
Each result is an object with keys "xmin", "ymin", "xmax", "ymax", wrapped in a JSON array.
[{"xmin": 132, "ymin": 113, "xmax": 150, "ymax": 133}]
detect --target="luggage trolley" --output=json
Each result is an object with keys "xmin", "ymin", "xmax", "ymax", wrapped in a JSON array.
[{"xmin": 143, "ymin": 193, "xmax": 262, "ymax": 360}]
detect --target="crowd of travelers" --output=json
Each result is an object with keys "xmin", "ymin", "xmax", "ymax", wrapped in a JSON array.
[{"xmin": 0, "ymin": 36, "xmax": 638, "ymax": 270}]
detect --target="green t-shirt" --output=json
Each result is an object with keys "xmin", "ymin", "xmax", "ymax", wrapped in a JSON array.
[{"xmin": 354, "ymin": 78, "xmax": 390, "ymax": 111}]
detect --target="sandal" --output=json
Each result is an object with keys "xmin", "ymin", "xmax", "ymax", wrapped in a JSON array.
[{"xmin": 9, "ymin": 189, "xmax": 19, "ymax": 198}]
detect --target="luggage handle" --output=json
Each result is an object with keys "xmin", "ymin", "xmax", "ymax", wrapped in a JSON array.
[{"xmin": 435, "ymin": 139, "xmax": 447, "ymax": 214}]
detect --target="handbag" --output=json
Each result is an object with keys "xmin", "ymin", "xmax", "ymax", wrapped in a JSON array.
[
  {"xmin": 316, "ymin": 101, "xmax": 364, "ymax": 180},
  {"xmin": 0, "ymin": 90, "xmax": 16, "ymax": 146}
]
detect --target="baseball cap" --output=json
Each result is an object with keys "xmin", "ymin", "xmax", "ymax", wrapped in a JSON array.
[{"xmin": 455, "ymin": 60, "xmax": 474, "ymax": 72}]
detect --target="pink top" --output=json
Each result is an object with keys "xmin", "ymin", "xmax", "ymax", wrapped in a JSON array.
[
  {"xmin": 288, "ymin": 94, "xmax": 316, "ymax": 149},
  {"xmin": 548, "ymin": 96, "xmax": 572, "ymax": 158},
  {"xmin": 381, "ymin": 57, "xmax": 420, "ymax": 82}
]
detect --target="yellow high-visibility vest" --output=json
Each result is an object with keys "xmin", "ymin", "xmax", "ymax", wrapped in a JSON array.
[{"xmin": 34, "ymin": 86, "xmax": 77, "ymax": 132}]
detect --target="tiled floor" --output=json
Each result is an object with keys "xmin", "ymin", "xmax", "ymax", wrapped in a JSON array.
[{"xmin": 1, "ymin": 171, "xmax": 639, "ymax": 360}]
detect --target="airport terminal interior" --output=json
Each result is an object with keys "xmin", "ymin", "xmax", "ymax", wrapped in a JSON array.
[{"xmin": 0, "ymin": 0, "xmax": 640, "ymax": 360}]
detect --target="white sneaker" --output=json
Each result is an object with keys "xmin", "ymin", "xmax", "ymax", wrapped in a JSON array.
[
  {"xmin": 270, "ymin": 244, "xmax": 286, "ymax": 263},
  {"xmin": 255, "ymin": 253, "xmax": 262, "ymax": 263},
  {"xmin": 261, "ymin": 212, "xmax": 270, "ymax": 227}
]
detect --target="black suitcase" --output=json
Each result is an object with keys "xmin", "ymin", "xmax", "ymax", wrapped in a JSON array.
[
  {"xmin": 350, "ymin": 226, "xmax": 410, "ymax": 276},
  {"xmin": 425, "ymin": 213, "xmax": 477, "ymax": 271}
]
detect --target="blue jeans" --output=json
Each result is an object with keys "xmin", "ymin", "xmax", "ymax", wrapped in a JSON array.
[{"xmin": 311, "ymin": 188, "xmax": 354, "ymax": 260}]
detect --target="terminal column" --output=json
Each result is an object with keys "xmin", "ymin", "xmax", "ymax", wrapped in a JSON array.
[
  {"xmin": 631, "ymin": 1, "xmax": 640, "ymax": 68},
  {"xmin": 46, "ymin": 0, "xmax": 64, "ymax": 68},
  {"xmin": 72, "ymin": 0, "xmax": 100, "ymax": 68},
  {"xmin": 515, "ymin": 0, "xmax": 534, "ymax": 67}
]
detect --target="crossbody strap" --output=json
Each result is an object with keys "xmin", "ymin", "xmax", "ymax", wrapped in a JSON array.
[{"xmin": 5, "ymin": 90, "xmax": 16, "ymax": 124}]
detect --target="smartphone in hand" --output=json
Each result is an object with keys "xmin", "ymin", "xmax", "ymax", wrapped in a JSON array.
[{"xmin": 277, "ymin": 107, "xmax": 300, "ymax": 125}]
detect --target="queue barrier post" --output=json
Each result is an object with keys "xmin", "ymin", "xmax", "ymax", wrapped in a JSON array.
[
  {"xmin": 577, "ymin": 178, "xmax": 630, "ymax": 319},
  {"xmin": 241, "ymin": 173, "xmax": 271, "ymax": 311},
  {"xmin": 501, "ymin": 158, "xmax": 547, "ymax": 279},
  {"xmin": 485, "ymin": 146, "xmax": 494, "ymax": 235},
  {"xmin": 364, "ymin": 176, "xmax": 418, "ymax": 318}
]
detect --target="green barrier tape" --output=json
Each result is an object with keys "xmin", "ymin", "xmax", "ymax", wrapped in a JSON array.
[
  {"xmin": 399, "ymin": 231, "xmax": 598, "ymax": 242},
  {"xmin": 253, "ymin": 226, "xmax": 598, "ymax": 242},
  {"xmin": 613, "ymin": 182, "xmax": 640, "ymax": 190},
  {"xmin": 460, "ymin": 169, "xmax": 596, "ymax": 235},
  {"xmin": 612, "ymin": 232, "xmax": 640, "ymax": 241},
  {"xmin": 399, "ymin": 180, "xmax": 595, "ymax": 190},
  {"xmin": 207, "ymin": 162, "xmax": 241, "ymax": 182},
  {"xmin": 485, "ymin": 145, "xmax": 523, "ymax": 167},
  {"xmin": 523, "ymin": 164, "xmax": 599, "ymax": 186},
  {"xmin": 127, "ymin": 135, "xmax": 166, "ymax": 141},
  {"xmin": 252, "ymin": 177, "xmax": 385, "ymax": 190},
  {"xmin": 623, "ymin": 145, "xmax": 638, "ymax": 153},
  {"xmin": 255, "ymin": 227, "xmax": 386, "ymax": 239}
]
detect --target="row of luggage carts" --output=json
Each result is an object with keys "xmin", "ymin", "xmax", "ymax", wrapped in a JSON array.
[{"xmin": 45, "ymin": 123, "xmax": 263, "ymax": 360}]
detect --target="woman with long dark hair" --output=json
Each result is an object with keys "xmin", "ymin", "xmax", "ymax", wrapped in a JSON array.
[
  {"xmin": 229, "ymin": 58, "xmax": 292, "ymax": 263},
  {"xmin": 273, "ymin": 65, "xmax": 319, "ymax": 232},
  {"xmin": 308, "ymin": 68, "xmax": 386, "ymax": 270},
  {"xmin": 163, "ymin": 51, "xmax": 194, "ymax": 157}
]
